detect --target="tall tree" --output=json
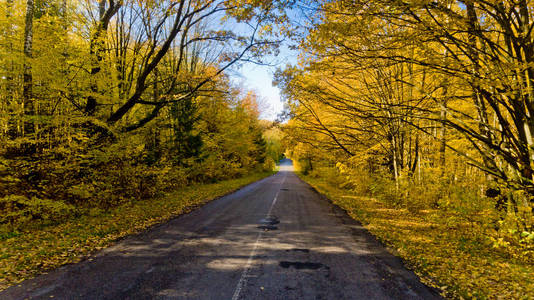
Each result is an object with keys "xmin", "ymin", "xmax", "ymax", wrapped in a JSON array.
[
  {"xmin": 22, "ymin": 0, "xmax": 34, "ymax": 134},
  {"xmin": 85, "ymin": 0, "xmax": 121, "ymax": 116}
]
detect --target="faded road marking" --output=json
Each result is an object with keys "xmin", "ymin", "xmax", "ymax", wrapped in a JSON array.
[{"xmin": 231, "ymin": 172, "xmax": 287, "ymax": 300}]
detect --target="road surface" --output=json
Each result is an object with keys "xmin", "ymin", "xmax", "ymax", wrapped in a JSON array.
[{"xmin": 2, "ymin": 159, "xmax": 441, "ymax": 299}]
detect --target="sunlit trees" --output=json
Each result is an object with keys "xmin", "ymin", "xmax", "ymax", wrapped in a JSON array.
[
  {"xmin": 279, "ymin": 0, "xmax": 533, "ymax": 232},
  {"xmin": 0, "ymin": 0, "xmax": 288, "ymax": 224},
  {"xmin": 304, "ymin": 0, "xmax": 534, "ymax": 197}
]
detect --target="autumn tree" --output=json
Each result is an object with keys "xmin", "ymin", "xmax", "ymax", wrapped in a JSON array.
[{"xmin": 0, "ymin": 0, "xmax": 288, "ymax": 223}]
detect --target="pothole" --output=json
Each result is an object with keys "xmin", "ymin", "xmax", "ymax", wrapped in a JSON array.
[
  {"xmin": 279, "ymin": 261, "xmax": 324, "ymax": 270},
  {"xmin": 286, "ymin": 248, "xmax": 310, "ymax": 253},
  {"xmin": 259, "ymin": 215, "xmax": 279, "ymax": 225},
  {"xmin": 257, "ymin": 225, "xmax": 278, "ymax": 231}
]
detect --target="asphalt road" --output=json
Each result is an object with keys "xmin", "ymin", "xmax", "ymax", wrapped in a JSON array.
[{"xmin": 2, "ymin": 159, "xmax": 441, "ymax": 299}]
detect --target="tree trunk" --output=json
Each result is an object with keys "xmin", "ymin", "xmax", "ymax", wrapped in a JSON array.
[
  {"xmin": 23, "ymin": 0, "xmax": 34, "ymax": 135},
  {"xmin": 86, "ymin": 0, "xmax": 121, "ymax": 116},
  {"xmin": 439, "ymin": 87, "xmax": 447, "ymax": 179},
  {"xmin": 465, "ymin": 0, "xmax": 495, "ymax": 179},
  {"xmin": 392, "ymin": 134, "xmax": 399, "ymax": 191},
  {"xmin": 5, "ymin": 0, "xmax": 14, "ymax": 105},
  {"xmin": 3, "ymin": 0, "xmax": 15, "ymax": 138}
]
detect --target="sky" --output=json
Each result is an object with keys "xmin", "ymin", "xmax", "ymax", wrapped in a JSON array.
[
  {"xmin": 233, "ymin": 45, "xmax": 299, "ymax": 121},
  {"xmin": 222, "ymin": 6, "xmax": 306, "ymax": 121},
  {"xmin": 236, "ymin": 63, "xmax": 283, "ymax": 121}
]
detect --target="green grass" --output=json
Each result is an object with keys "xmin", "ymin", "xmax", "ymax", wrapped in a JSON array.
[
  {"xmin": 0, "ymin": 171, "xmax": 274, "ymax": 291},
  {"xmin": 300, "ymin": 173, "xmax": 534, "ymax": 299}
]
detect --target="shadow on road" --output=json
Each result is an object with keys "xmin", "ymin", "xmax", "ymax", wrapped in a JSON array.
[{"xmin": 1, "ymin": 163, "xmax": 441, "ymax": 300}]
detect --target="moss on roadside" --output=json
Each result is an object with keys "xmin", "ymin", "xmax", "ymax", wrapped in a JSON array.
[
  {"xmin": 300, "ymin": 174, "xmax": 534, "ymax": 299},
  {"xmin": 0, "ymin": 171, "xmax": 274, "ymax": 291}
]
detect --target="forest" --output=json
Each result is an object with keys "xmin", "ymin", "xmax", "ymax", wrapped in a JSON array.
[
  {"xmin": 0, "ymin": 0, "xmax": 286, "ymax": 288},
  {"xmin": 1, "ymin": 0, "xmax": 533, "ymax": 298},
  {"xmin": 0, "ymin": 0, "xmax": 287, "ymax": 224},
  {"xmin": 279, "ymin": 0, "xmax": 534, "ymax": 297}
]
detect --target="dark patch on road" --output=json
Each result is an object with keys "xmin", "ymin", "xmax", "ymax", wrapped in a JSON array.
[
  {"xmin": 279, "ymin": 261, "xmax": 324, "ymax": 270},
  {"xmin": 257, "ymin": 225, "xmax": 278, "ymax": 231},
  {"xmin": 280, "ymin": 188, "xmax": 290, "ymax": 191},
  {"xmin": 286, "ymin": 248, "xmax": 310, "ymax": 253},
  {"xmin": 259, "ymin": 215, "xmax": 279, "ymax": 225}
]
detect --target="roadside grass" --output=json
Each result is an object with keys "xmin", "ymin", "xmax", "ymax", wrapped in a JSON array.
[
  {"xmin": 300, "ymin": 174, "xmax": 534, "ymax": 299},
  {"xmin": 0, "ymin": 171, "xmax": 274, "ymax": 291}
]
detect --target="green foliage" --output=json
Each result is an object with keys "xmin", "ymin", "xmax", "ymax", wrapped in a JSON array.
[
  {"xmin": 0, "ymin": 195, "xmax": 75, "ymax": 227},
  {"xmin": 168, "ymin": 97, "xmax": 203, "ymax": 165}
]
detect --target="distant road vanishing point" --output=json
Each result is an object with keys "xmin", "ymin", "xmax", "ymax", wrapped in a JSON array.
[{"xmin": 2, "ymin": 159, "xmax": 441, "ymax": 299}]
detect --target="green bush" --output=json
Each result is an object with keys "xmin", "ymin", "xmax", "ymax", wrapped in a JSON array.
[{"xmin": 0, "ymin": 195, "xmax": 75, "ymax": 227}]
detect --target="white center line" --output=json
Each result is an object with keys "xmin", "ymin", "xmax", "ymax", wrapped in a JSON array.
[{"xmin": 231, "ymin": 172, "xmax": 287, "ymax": 300}]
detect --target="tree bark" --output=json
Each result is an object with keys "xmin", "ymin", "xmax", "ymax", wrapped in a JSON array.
[
  {"xmin": 5, "ymin": 0, "xmax": 14, "ymax": 105},
  {"xmin": 86, "ymin": 0, "xmax": 121, "ymax": 116},
  {"xmin": 23, "ymin": 0, "xmax": 34, "ymax": 134},
  {"xmin": 3, "ymin": 0, "xmax": 15, "ymax": 138},
  {"xmin": 439, "ymin": 87, "xmax": 447, "ymax": 179}
]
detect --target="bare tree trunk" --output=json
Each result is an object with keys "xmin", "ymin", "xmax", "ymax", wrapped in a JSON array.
[
  {"xmin": 5, "ymin": 0, "xmax": 14, "ymax": 105},
  {"xmin": 465, "ymin": 1, "xmax": 495, "ymax": 179},
  {"xmin": 60, "ymin": 1, "xmax": 69, "ymax": 81},
  {"xmin": 99, "ymin": 0, "xmax": 106, "ymax": 17},
  {"xmin": 439, "ymin": 87, "xmax": 447, "ymax": 179},
  {"xmin": 392, "ymin": 134, "xmax": 399, "ymax": 191},
  {"xmin": 23, "ymin": 0, "xmax": 34, "ymax": 135},
  {"xmin": 3, "ymin": 0, "xmax": 15, "ymax": 139},
  {"xmin": 411, "ymin": 134, "xmax": 419, "ymax": 174},
  {"xmin": 517, "ymin": 0, "xmax": 534, "ymax": 196},
  {"xmin": 417, "ymin": 147, "xmax": 421, "ymax": 183}
]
